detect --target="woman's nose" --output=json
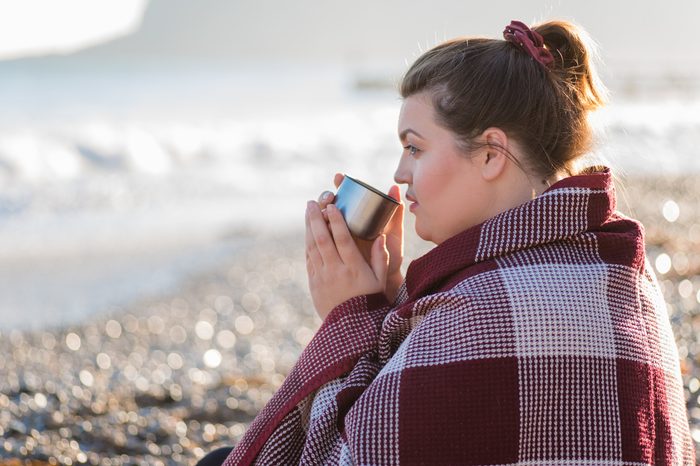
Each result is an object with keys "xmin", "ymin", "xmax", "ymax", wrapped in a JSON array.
[{"xmin": 393, "ymin": 158, "xmax": 411, "ymax": 185}]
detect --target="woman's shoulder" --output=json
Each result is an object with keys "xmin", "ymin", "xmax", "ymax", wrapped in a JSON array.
[
  {"xmin": 390, "ymin": 247, "xmax": 656, "ymax": 365},
  {"xmin": 405, "ymin": 230, "xmax": 651, "ymax": 327}
]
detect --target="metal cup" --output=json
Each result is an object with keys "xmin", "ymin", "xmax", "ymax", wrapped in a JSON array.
[{"xmin": 333, "ymin": 175, "xmax": 400, "ymax": 240}]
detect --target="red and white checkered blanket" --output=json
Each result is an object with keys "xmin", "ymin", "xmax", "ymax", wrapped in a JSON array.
[{"xmin": 224, "ymin": 167, "xmax": 695, "ymax": 465}]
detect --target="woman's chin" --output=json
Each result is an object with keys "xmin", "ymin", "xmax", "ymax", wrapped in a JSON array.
[{"xmin": 414, "ymin": 222, "xmax": 434, "ymax": 244}]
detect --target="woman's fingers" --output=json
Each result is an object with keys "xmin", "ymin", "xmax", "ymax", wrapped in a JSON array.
[
  {"xmin": 318, "ymin": 191, "xmax": 335, "ymax": 222},
  {"xmin": 387, "ymin": 184, "xmax": 401, "ymax": 202},
  {"xmin": 318, "ymin": 173, "xmax": 344, "ymax": 222},
  {"xmin": 318, "ymin": 190, "xmax": 334, "ymax": 205},
  {"xmin": 326, "ymin": 204, "xmax": 362, "ymax": 266},
  {"xmin": 385, "ymin": 185, "xmax": 404, "ymax": 240},
  {"xmin": 385, "ymin": 185, "xmax": 404, "ymax": 228},
  {"xmin": 384, "ymin": 185, "xmax": 405, "ymax": 276},
  {"xmin": 307, "ymin": 201, "xmax": 342, "ymax": 266},
  {"xmin": 305, "ymin": 203, "xmax": 322, "ymax": 272},
  {"xmin": 310, "ymin": 175, "xmax": 396, "ymax": 272},
  {"xmin": 370, "ymin": 234, "xmax": 389, "ymax": 282}
]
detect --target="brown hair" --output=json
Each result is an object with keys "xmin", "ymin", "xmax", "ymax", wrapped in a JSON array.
[{"xmin": 399, "ymin": 19, "xmax": 608, "ymax": 179}]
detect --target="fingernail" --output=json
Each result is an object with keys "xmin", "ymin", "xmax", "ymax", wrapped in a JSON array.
[{"xmin": 321, "ymin": 191, "xmax": 332, "ymax": 201}]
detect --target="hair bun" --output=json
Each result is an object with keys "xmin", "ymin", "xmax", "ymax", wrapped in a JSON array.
[
  {"xmin": 533, "ymin": 20, "xmax": 608, "ymax": 111},
  {"xmin": 503, "ymin": 20, "xmax": 554, "ymax": 70}
]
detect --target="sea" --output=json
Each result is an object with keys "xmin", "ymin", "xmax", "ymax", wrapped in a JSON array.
[{"xmin": 1, "ymin": 60, "xmax": 699, "ymax": 329}]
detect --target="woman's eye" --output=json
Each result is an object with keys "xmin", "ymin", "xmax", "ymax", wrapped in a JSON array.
[{"xmin": 403, "ymin": 144, "xmax": 419, "ymax": 157}]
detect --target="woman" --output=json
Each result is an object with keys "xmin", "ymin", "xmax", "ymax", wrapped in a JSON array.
[{"xmin": 204, "ymin": 19, "xmax": 695, "ymax": 465}]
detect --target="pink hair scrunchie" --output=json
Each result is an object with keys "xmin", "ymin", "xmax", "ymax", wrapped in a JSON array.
[{"xmin": 503, "ymin": 20, "xmax": 554, "ymax": 69}]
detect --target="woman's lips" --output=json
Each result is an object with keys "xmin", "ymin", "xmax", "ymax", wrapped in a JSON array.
[{"xmin": 406, "ymin": 194, "xmax": 418, "ymax": 212}]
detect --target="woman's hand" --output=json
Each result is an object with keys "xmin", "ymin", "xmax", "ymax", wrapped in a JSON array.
[
  {"xmin": 305, "ymin": 199, "xmax": 390, "ymax": 321},
  {"xmin": 380, "ymin": 184, "xmax": 405, "ymax": 303},
  {"xmin": 316, "ymin": 173, "xmax": 405, "ymax": 305}
]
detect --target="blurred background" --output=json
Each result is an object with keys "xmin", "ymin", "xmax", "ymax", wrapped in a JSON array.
[
  {"xmin": 1, "ymin": 0, "xmax": 699, "ymax": 328},
  {"xmin": 0, "ymin": 0, "xmax": 699, "ymax": 464}
]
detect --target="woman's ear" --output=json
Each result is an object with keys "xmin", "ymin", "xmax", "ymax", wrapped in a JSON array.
[{"xmin": 476, "ymin": 127, "xmax": 509, "ymax": 181}]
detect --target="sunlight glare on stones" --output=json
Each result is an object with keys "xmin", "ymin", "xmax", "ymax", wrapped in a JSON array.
[
  {"xmin": 203, "ymin": 349, "xmax": 222, "ymax": 369},
  {"xmin": 79, "ymin": 370, "xmax": 94, "ymax": 387},
  {"xmin": 195, "ymin": 321, "xmax": 215, "ymax": 340},
  {"xmin": 65, "ymin": 333, "xmax": 81, "ymax": 351},
  {"xmin": 216, "ymin": 330, "xmax": 237, "ymax": 349},
  {"xmin": 678, "ymin": 279, "xmax": 694, "ymax": 299},
  {"xmin": 105, "ymin": 320, "xmax": 122, "ymax": 339},
  {"xmin": 693, "ymin": 429, "xmax": 700, "ymax": 444},
  {"xmin": 655, "ymin": 253, "xmax": 672, "ymax": 275},
  {"xmin": 96, "ymin": 353, "xmax": 111, "ymax": 370},
  {"xmin": 234, "ymin": 316, "xmax": 254, "ymax": 335},
  {"xmin": 662, "ymin": 199, "xmax": 680, "ymax": 222},
  {"xmin": 34, "ymin": 392, "xmax": 47, "ymax": 409},
  {"xmin": 167, "ymin": 352, "xmax": 184, "ymax": 370}
]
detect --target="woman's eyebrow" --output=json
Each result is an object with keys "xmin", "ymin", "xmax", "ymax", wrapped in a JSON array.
[{"xmin": 398, "ymin": 128, "xmax": 425, "ymax": 141}]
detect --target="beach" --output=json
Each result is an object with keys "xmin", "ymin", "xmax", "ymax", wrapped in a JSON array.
[{"xmin": 1, "ymin": 172, "xmax": 699, "ymax": 465}]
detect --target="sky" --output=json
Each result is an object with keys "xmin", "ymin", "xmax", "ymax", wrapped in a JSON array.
[
  {"xmin": 0, "ymin": 0, "xmax": 147, "ymax": 59},
  {"xmin": 0, "ymin": 0, "xmax": 698, "ymax": 81}
]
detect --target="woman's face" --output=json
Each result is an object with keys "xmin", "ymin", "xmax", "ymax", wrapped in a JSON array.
[{"xmin": 394, "ymin": 92, "xmax": 491, "ymax": 244}]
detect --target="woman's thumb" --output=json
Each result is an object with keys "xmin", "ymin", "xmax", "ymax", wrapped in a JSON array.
[{"xmin": 370, "ymin": 234, "xmax": 389, "ymax": 281}]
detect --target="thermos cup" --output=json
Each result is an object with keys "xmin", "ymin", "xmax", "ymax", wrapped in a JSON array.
[{"xmin": 333, "ymin": 175, "xmax": 400, "ymax": 240}]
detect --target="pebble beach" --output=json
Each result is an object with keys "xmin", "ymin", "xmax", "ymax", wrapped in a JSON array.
[{"xmin": 1, "ymin": 173, "xmax": 699, "ymax": 465}]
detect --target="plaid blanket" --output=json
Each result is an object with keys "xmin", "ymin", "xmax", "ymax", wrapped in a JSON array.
[{"xmin": 224, "ymin": 167, "xmax": 695, "ymax": 465}]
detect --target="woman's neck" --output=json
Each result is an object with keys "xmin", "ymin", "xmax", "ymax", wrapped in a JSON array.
[{"xmin": 487, "ymin": 166, "xmax": 566, "ymax": 219}]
